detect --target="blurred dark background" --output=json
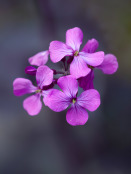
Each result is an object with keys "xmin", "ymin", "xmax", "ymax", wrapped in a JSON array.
[{"xmin": 0, "ymin": 0, "xmax": 131, "ymax": 174}]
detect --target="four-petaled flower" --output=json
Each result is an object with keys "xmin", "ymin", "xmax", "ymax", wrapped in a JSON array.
[
  {"xmin": 13, "ymin": 65, "xmax": 53, "ymax": 115},
  {"xmin": 28, "ymin": 50, "xmax": 49, "ymax": 66},
  {"xmin": 44, "ymin": 76, "xmax": 100, "ymax": 126},
  {"xmin": 78, "ymin": 38, "xmax": 118, "ymax": 90},
  {"xmin": 25, "ymin": 50, "xmax": 49, "ymax": 76},
  {"xmin": 49, "ymin": 27, "xmax": 105, "ymax": 79}
]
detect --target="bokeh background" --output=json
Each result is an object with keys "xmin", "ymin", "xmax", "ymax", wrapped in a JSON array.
[{"xmin": 0, "ymin": 0, "xmax": 131, "ymax": 174}]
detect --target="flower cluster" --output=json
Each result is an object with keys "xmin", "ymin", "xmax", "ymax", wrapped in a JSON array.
[{"xmin": 13, "ymin": 27, "xmax": 118, "ymax": 126}]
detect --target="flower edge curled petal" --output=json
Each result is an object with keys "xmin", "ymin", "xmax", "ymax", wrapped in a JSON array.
[
  {"xmin": 49, "ymin": 41, "xmax": 73, "ymax": 63},
  {"xmin": 28, "ymin": 50, "xmax": 49, "ymax": 66},
  {"xmin": 82, "ymin": 38, "xmax": 99, "ymax": 53},
  {"xmin": 23, "ymin": 94, "xmax": 42, "ymax": 116},
  {"xmin": 13, "ymin": 78, "xmax": 37, "ymax": 96},
  {"xmin": 44, "ymin": 89, "xmax": 70, "ymax": 112},
  {"xmin": 66, "ymin": 27, "xmax": 83, "ymax": 51},
  {"xmin": 36, "ymin": 65, "xmax": 53, "ymax": 88},
  {"xmin": 66, "ymin": 104, "xmax": 88, "ymax": 126},
  {"xmin": 77, "ymin": 89, "xmax": 100, "ymax": 111},
  {"xmin": 97, "ymin": 54, "xmax": 118, "ymax": 74},
  {"xmin": 80, "ymin": 51, "xmax": 104, "ymax": 67},
  {"xmin": 70, "ymin": 56, "xmax": 91, "ymax": 79},
  {"xmin": 57, "ymin": 75, "xmax": 78, "ymax": 98}
]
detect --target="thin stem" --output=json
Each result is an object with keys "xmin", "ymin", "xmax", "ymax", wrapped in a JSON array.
[
  {"xmin": 63, "ymin": 61, "xmax": 66, "ymax": 71},
  {"xmin": 56, "ymin": 71, "xmax": 64, "ymax": 74},
  {"xmin": 61, "ymin": 57, "xmax": 67, "ymax": 71},
  {"xmin": 52, "ymin": 69, "xmax": 64, "ymax": 75}
]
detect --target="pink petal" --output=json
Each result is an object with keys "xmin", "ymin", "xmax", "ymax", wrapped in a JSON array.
[
  {"xmin": 70, "ymin": 56, "xmax": 91, "ymax": 79},
  {"xmin": 23, "ymin": 94, "xmax": 42, "ymax": 116},
  {"xmin": 97, "ymin": 54, "xmax": 118, "ymax": 74},
  {"xmin": 66, "ymin": 104, "xmax": 88, "ymax": 126},
  {"xmin": 78, "ymin": 70, "xmax": 94, "ymax": 90},
  {"xmin": 82, "ymin": 38, "xmax": 99, "ymax": 53},
  {"xmin": 66, "ymin": 27, "xmax": 83, "ymax": 51},
  {"xmin": 36, "ymin": 65, "xmax": 53, "ymax": 88},
  {"xmin": 77, "ymin": 89, "xmax": 100, "ymax": 111},
  {"xmin": 28, "ymin": 50, "xmax": 49, "ymax": 66},
  {"xmin": 13, "ymin": 78, "xmax": 37, "ymax": 96},
  {"xmin": 49, "ymin": 41, "xmax": 73, "ymax": 63},
  {"xmin": 44, "ymin": 89, "xmax": 70, "ymax": 112},
  {"xmin": 42, "ymin": 89, "xmax": 53, "ymax": 100},
  {"xmin": 42, "ymin": 89, "xmax": 52, "ymax": 97},
  {"xmin": 80, "ymin": 51, "xmax": 104, "ymax": 66},
  {"xmin": 57, "ymin": 76, "xmax": 78, "ymax": 98},
  {"xmin": 25, "ymin": 66, "xmax": 37, "ymax": 76}
]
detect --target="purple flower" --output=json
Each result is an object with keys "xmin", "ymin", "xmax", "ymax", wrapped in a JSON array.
[
  {"xmin": 28, "ymin": 50, "xmax": 49, "ymax": 66},
  {"xmin": 49, "ymin": 27, "xmax": 104, "ymax": 79},
  {"xmin": 78, "ymin": 38, "xmax": 119, "ymax": 90},
  {"xmin": 82, "ymin": 38, "xmax": 118, "ymax": 74},
  {"xmin": 25, "ymin": 51, "xmax": 49, "ymax": 76},
  {"xmin": 13, "ymin": 65, "xmax": 53, "ymax": 116},
  {"xmin": 44, "ymin": 76, "xmax": 100, "ymax": 126},
  {"xmin": 97, "ymin": 54, "xmax": 118, "ymax": 74}
]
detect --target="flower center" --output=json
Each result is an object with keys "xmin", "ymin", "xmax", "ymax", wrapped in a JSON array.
[
  {"xmin": 88, "ymin": 65, "xmax": 94, "ymax": 70},
  {"xmin": 35, "ymin": 89, "xmax": 42, "ymax": 93},
  {"xmin": 74, "ymin": 51, "xmax": 79, "ymax": 56},
  {"xmin": 72, "ymin": 98, "xmax": 76, "ymax": 104}
]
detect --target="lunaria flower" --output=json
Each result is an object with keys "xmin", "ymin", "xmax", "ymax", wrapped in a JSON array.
[
  {"xmin": 78, "ymin": 38, "xmax": 118, "ymax": 90},
  {"xmin": 49, "ymin": 27, "xmax": 104, "ymax": 79},
  {"xmin": 28, "ymin": 50, "xmax": 49, "ymax": 66},
  {"xmin": 44, "ymin": 76, "xmax": 100, "ymax": 126},
  {"xmin": 25, "ymin": 50, "xmax": 49, "ymax": 76},
  {"xmin": 13, "ymin": 65, "xmax": 53, "ymax": 115}
]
